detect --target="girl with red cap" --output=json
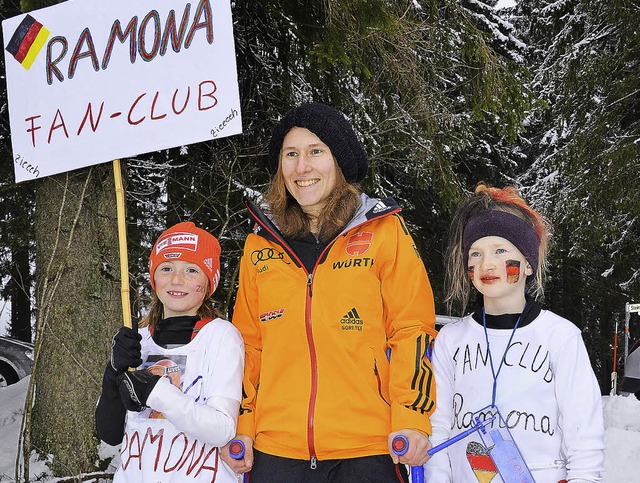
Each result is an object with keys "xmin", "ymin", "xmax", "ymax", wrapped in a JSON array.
[
  {"xmin": 222, "ymin": 103, "xmax": 438, "ymax": 482},
  {"xmin": 424, "ymin": 184, "xmax": 605, "ymax": 483},
  {"xmin": 95, "ymin": 222, "xmax": 244, "ymax": 483}
]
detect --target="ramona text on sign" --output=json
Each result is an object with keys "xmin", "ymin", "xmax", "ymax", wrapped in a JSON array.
[{"xmin": 45, "ymin": 0, "xmax": 214, "ymax": 84}]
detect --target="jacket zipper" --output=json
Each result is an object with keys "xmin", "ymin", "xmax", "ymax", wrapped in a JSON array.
[
  {"xmin": 246, "ymin": 203, "xmax": 318, "ymax": 465},
  {"xmin": 306, "ymin": 272, "xmax": 318, "ymax": 468}
]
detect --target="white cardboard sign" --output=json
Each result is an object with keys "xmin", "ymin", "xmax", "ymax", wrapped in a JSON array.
[{"xmin": 3, "ymin": 0, "xmax": 242, "ymax": 183}]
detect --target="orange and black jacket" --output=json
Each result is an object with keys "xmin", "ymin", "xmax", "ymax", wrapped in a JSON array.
[{"xmin": 232, "ymin": 194, "xmax": 437, "ymax": 462}]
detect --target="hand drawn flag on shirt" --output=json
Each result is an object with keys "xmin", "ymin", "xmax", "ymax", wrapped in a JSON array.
[{"xmin": 5, "ymin": 14, "xmax": 50, "ymax": 70}]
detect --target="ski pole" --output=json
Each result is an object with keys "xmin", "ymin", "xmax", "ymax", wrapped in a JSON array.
[
  {"xmin": 391, "ymin": 435, "xmax": 424, "ymax": 483},
  {"xmin": 229, "ymin": 439, "xmax": 248, "ymax": 483}
]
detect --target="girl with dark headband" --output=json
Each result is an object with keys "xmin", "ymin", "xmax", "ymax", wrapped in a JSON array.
[{"xmin": 425, "ymin": 184, "xmax": 605, "ymax": 483}]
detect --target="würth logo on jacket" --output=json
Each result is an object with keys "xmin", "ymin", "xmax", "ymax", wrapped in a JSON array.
[
  {"xmin": 345, "ymin": 232, "xmax": 373, "ymax": 256},
  {"xmin": 332, "ymin": 257, "xmax": 375, "ymax": 270},
  {"xmin": 340, "ymin": 308, "xmax": 364, "ymax": 332}
]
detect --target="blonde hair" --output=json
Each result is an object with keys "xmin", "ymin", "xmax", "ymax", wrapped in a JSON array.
[
  {"xmin": 445, "ymin": 183, "xmax": 551, "ymax": 314},
  {"xmin": 264, "ymin": 159, "xmax": 361, "ymax": 242}
]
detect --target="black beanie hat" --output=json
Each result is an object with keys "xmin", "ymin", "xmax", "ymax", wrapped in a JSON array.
[{"xmin": 267, "ymin": 103, "xmax": 369, "ymax": 183}]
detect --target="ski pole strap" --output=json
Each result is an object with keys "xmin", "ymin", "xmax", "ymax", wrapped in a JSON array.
[{"xmin": 391, "ymin": 435, "xmax": 425, "ymax": 483}]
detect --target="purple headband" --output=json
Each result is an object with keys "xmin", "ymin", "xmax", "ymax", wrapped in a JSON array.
[{"xmin": 463, "ymin": 210, "xmax": 540, "ymax": 274}]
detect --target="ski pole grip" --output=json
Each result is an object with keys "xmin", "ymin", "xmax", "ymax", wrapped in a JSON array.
[
  {"xmin": 392, "ymin": 435, "xmax": 409, "ymax": 456},
  {"xmin": 229, "ymin": 439, "xmax": 249, "ymax": 483},
  {"xmin": 391, "ymin": 435, "xmax": 425, "ymax": 483},
  {"xmin": 229, "ymin": 439, "xmax": 245, "ymax": 460}
]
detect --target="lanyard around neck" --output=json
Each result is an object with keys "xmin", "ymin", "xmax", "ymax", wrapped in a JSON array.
[{"xmin": 482, "ymin": 307, "xmax": 524, "ymax": 406}]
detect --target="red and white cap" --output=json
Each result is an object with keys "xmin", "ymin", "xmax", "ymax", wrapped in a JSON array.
[{"xmin": 149, "ymin": 221, "xmax": 221, "ymax": 295}]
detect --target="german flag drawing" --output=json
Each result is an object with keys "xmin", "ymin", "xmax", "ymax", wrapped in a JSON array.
[
  {"xmin": 6, "ymin": 14, "xmax": 50, "ymax": 70},
  {"xmin": 466, "ymin": 441, "xmax": 498, "ymax": 483}
]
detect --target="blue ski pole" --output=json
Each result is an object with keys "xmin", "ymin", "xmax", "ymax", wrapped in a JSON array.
[
  {"xmin": 229, "ymin": 439, "xmax": 248, "ymax": 483},
  {"xmin": 427, "ymin": 416, "xmax": 497, "ymax": 456},
  {"xmin": 391, "ymin": 435, "xmax": 424, "ymax": 483}
]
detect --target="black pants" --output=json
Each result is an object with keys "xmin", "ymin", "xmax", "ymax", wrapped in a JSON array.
[{"xmin": 248, "ymin": 450, "xmax": 409, "ymax": 483}]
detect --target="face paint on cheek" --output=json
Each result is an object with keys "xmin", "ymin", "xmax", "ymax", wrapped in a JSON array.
[
  {"xmin": 505, "ymin": 260, "xmax": 521, "ymax": 283},
  {"xmin": 196, "ymin": 285, "xmax": 207, "ymax": 294},
  {"xmin": 467, "ymin": 266, "xmax": 475, "ymax": 280}
]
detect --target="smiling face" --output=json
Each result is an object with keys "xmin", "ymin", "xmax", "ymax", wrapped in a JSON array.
[
  {"xmin": 280, "ymin": 127, "xmax": 338, "ymax": 219},
  {"xmin": 467, "ymin": 236, "xmax": 533, "ymax": 314},
  {"xmin": 153, "ymin": 260, "xmax": 209, "ymax": 318}
]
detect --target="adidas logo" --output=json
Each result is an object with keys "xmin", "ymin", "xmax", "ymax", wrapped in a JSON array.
[
  {"xmin": 372, "ymin": 201, "xmax": 388, "ymax": 213},
  {"xmin": 343, "ymin": 308, "xmax": 360, "ymax": 320},
  {"xmin": 340, "ymin": 308, "xmax": 364, "ymax": 331}
]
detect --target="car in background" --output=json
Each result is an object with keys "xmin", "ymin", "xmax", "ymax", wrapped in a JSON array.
[
  {"xmin": 620, "ymin": 339, "xmax": 640, "ymax": 399},
  {"xmin": 0, "ymin": 336, "xmax": 34, "ymax": 387}
]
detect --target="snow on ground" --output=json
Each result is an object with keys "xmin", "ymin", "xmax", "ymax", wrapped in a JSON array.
[
  {"xmin": 0, "ymin": 378, "xmax": 48, "ymax": 482},
  {"xmin": 1, "ymin": 377, "xmax": 640, "ymax": 481},
  {"xmin": 603, "ymin": 394, "xmax": 640, "ymax": 482}
]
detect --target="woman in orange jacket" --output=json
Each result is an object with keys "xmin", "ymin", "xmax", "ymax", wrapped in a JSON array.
[{"xmin": 222, "ymin": 103, "xmax": 438, "ymax": 482}]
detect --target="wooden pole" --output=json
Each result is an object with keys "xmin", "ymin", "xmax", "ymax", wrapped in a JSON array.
[{"xmin": 113, "ymin": 159, "xmax": 132, "ymax": 329}]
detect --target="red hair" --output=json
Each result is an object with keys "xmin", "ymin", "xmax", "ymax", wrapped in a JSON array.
[{"xmin": 476, "ymin": 185, "xmax": 547, "ymax": 244}]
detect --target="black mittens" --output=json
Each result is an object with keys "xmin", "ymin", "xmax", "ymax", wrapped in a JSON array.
[
  {"xmin": 117, "ymin": 369, "xmax": 161, "ymax": 412},
  {"xmin": 110, "ymin": 326, "xmax": 142, "ymax": 373}
]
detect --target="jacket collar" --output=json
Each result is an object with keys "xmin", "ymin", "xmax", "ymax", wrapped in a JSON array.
[{"xmin": 245, "ymin": 193, "xmax": 400, "ymax": 240}]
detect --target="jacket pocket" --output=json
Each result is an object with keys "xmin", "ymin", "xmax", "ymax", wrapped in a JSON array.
[{"xmin": 372, "ymin": 354, "xmax": 391, "ymax": 407}]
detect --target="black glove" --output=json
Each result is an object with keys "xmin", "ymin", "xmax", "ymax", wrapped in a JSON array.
[
  {"xmin": 110, "ymin": 326, "xmax": 142, "ymax": 373},
  {"xmin": 117, "ymin": 369, "xmax": 161, "ymax": 412}
]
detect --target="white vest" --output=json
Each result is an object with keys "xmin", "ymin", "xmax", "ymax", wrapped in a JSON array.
[{"xmin": 114, "ymin": 319, "xmax": 244, "ymax": 483}]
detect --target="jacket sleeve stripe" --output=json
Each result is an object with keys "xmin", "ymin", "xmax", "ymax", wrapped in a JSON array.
[
  {"xmin": 394, "ymin": 213, "xmax": 410, "ymax": 236},
  {"xmin": 408, "ymin": 334, "xmax": 435, "ymax": 414}
]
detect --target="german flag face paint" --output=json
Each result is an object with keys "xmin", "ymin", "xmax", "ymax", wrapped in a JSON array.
[
  {"xmin": 468, "ymin": 266, "xmax": 475, "ymax": 280},
  {"xmin": 505, "ymin": 260, "xmax": 521, "ymax": 284}
]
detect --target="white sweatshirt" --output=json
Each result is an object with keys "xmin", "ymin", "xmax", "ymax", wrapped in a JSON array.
[
  {"xmin": 114, "ymin": 318, "xmax": 244, "ymax": 483},
  {"xmin": 424, "ymin": 310, "xmax": 605, "ymax": 483}
]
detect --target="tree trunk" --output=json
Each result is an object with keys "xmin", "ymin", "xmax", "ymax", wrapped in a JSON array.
[{"xmin": 31, "ymin": 165, "xmax": 122, "ymax": 477}]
